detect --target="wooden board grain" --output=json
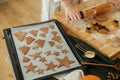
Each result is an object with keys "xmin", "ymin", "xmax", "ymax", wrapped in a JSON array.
[
  {"xmin": 53, "ymin": 0, "xmax": 120, "ymax": 57},
  {"xmin": 0, "ymin": 0, "xmax": 41, "ymax": 80}
]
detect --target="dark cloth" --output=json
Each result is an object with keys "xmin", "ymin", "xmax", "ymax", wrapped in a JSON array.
[{"xmin": 68, "ymin": 35, "xmax": 120, "ymax": 80}]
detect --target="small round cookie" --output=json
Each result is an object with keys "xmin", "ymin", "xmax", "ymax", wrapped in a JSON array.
[{"xmin": 94, "ymin": 13, "xmax": 108, "ymax": 22}]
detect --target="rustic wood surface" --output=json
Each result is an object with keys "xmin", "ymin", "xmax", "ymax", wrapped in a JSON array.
[{"xmin": 53, "ymin": 0, "xmax": 120, "ymax": 58}]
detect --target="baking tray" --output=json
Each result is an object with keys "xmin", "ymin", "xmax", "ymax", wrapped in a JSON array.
[{"xmin": 3, "ymin": 20, "xmax": 85, "ymax": 80}]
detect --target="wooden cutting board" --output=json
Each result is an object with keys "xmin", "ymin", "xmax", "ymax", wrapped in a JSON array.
[{"xmin": 53, "ymin": 0, "xmax": 120, "ymax": 57}]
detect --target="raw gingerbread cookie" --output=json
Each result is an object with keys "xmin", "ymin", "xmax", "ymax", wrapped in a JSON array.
[
  {"xmin": 19, "ymin": 46, "xmax": 30, "ymax": 55},
  {"xmin": 25, "ymin": 36, "xmax": 35, "ymax": 45},
  {"xmin": 23, "ymin": 57, "xmax": 30, "ymax": 62},
  {"xmin": 56, "ymin": 56, "xmax": 75, "ymax": 68},
  {"xmin": 39, "ymin": 57, "xmax": 46, "ymax": 62},
  {"xmin": 45, "ymin": 51, "xmax": 51, "ymax": 56},
  {"xmin": 62, "ymin": 49, "xmax": 69, "ymax": 54},
  {"xmin": 53, "ymin": 51, "xmax": 60, "ymax": 56},
  {"xmin": 52, "ymin": 36, "xmax": 62, "ymax": 43},
  {"xmin": 48, "ymin": 41, "xmax": 55, "ymax": 47},
  {"xmin": 35, "ymin": 39, "xmax": 45, "ymax": 48},
  {"xmin": 14, "ymin": 31, "xmax": 27, "ymax": 42},
  {"xmin": 51, "ymin": 31, "xmax": 57, "ymax": 36},
  {"xmin": 24, "ymin": 63, "xmax": 37, "ymax": 73},
  {"xmin": 36, "ymin": 68, "xmax": 44, "ymax": 74},
  {"xmin": 49, "ymin": 24, "xmax": 55, "ymax": 29},
  {"xmin": 30, "ymin": 52, "xmax": 41, "ymax": 60},
  {"xmin": 40, "ymin": 33, "xmax": 46, "ymax": 38},
  {"xmin": 56, "ymin": 45, "xmax": 62, "ymax": 49},
  {"xmin": 45, "ymin": 61, "xmax": 57, "ymax": 71},
  {"xmin": 29, "ymin": 30, "xmax": 38, "ymax": 37},
  {"xmin": 40, "ymin": 27, "xmax": 48, "ymax": 33}
]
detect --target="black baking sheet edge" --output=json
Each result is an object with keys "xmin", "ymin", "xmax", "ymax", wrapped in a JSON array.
[
  {"xmin": 3, "ymin": 19, "xmax": 85, "ymax": 80},
  {"xmin": 3, "ymin": 29, "xmax": 24, "ymax": 80}
]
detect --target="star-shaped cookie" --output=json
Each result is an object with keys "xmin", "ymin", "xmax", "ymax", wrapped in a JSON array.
[
  {"xmin": 56, "ymin": 56, "xmax": 75, "ymax": 68},
  {"xmin": 24, "ymin": 63, "xmax": 37, "ymax": 73},
  {"xmin": 56, "ymin": 45, "xmax": 62, "ymax": 49},
  {"xmin": 45, "ymin": 51, "xmax": 51, "ymax": 56},
  {"xmin": 53, "ymin": 51, "xmax": 60, "ymax": 56},
  {"xmin": 39, "ymin": 57, "xmax": 46, "ymax": 62},
  {"xmin": 45, "ymin": 61, "xmax": 57, "ymax": 71},
  {"xmin": 62, "ymin": 49, "xmax": 69, "ymax": 54},
  {"xmin": 36, "ymin": 68, "xmax": 44, "ymax": 74}
]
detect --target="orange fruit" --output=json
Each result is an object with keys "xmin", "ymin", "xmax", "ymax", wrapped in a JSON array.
[{"xmin": 83, "ymin": 75, "xmax": 101, "ymax": 80}]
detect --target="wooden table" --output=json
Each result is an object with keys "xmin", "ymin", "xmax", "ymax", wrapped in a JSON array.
[
  {"xmin": 53, "ymin": 0, "xmax": 120, "ymax": 58},
  {"xmin": 0, "ymin": 0, "xmax": 58, "ymax": 80}
]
